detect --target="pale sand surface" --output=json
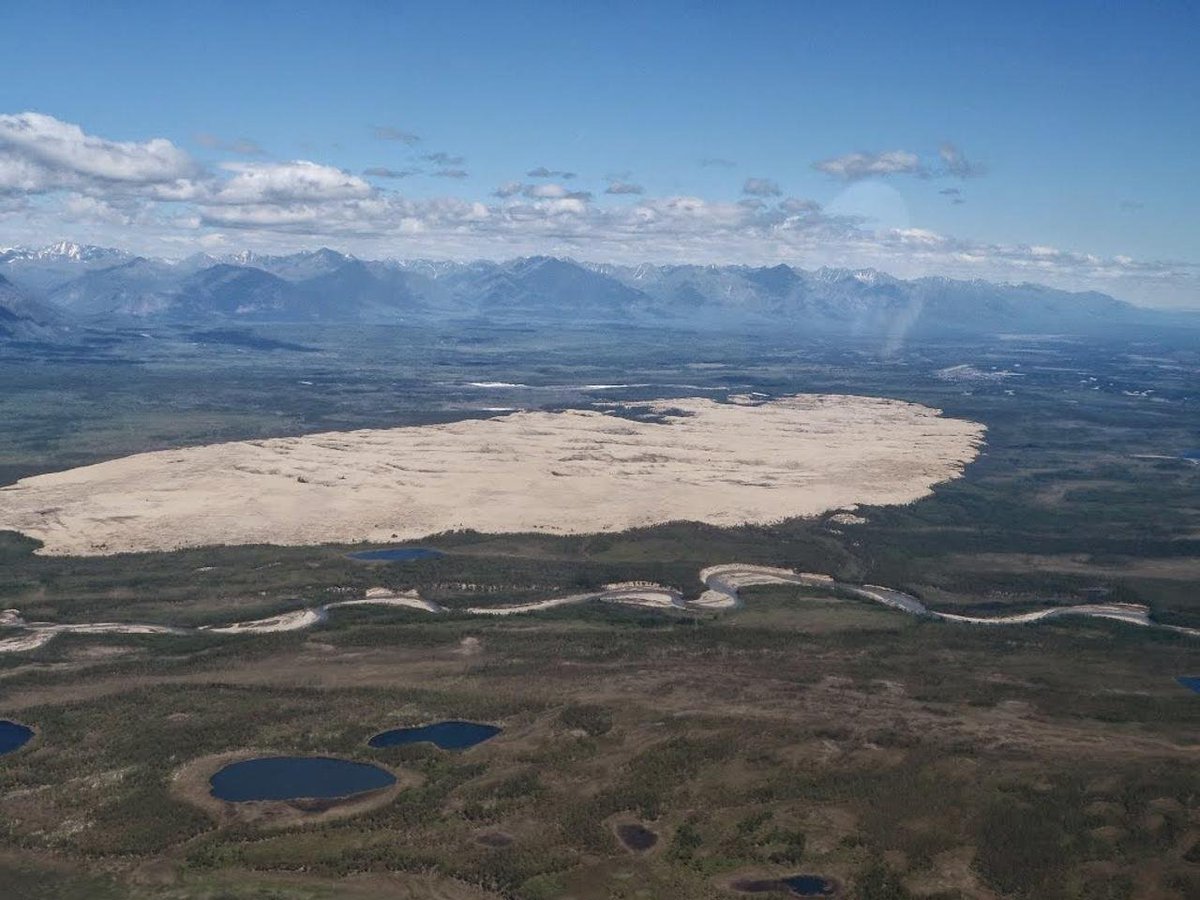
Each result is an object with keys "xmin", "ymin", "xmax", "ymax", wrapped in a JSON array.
[
  {"xmin": 201, "ymin": 609, "xmax": 324, "ymax": 635},
  {"xmin": 329, "ymin": 588, "xmax": 446, "ymax": 614},
  {"xmin": 0, "ymin": 394, "xmax": 984, "ymax": 557}
]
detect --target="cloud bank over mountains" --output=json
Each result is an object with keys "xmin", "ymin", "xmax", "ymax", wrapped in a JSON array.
[{"xmin": 0, "ymin": 112, "xmax": 1193, "ymax": 308}]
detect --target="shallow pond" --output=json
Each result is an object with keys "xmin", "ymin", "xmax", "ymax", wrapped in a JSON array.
[
  {"xmin": 1178, "ymin": 676, "xmax": 1200, "ymax": 693},
  {"xmin": 732, "ymin": 875, "xmax": 837, "ymax": 896},
  {"xmin": 347, "ymin": 547, "xmax": 444, "ymax": 562},
  {"xmin": 616, "ymin": 823, "xmax": 658, "ymax": 851},
  {"xmin": 0, "ymin": 720, "xmax": 33, "ymax": 755},
  {"xmin": 368, "ymin": 720, "xmax": 501, "ymax": 750},
  {"xmin": 209, "ymin": 756, "xmax": 396, "ymax": 802},
  {"xmin": 781, "ymin": 875, "xmax": 837, "ymax": 896}
]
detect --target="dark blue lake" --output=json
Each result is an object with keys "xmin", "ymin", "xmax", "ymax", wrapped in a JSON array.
[
  {"xmin": 1178, "ymin": 676, "xmax": 1200, "ymax": 694},
  {"xmin": 732, "ymin": 875, "xmax": 836, "ymax": 896},
  {"xmin": 347, "ymin": 547, "xmax": 444, "ymax": 562},
  {"xmin": 0, "ymin": 720, "xmax": 34, "ymax": 755},
  {"xmin": 781, "ymin": 875, "xmax": 837, "ymax": 896},
  {"xmin": 369, "ymin": 720, "xmax": 501, "ymax": 750},
  {"xmin": 209, "ymin": 756, "xmax": 396, "ymax": 802},
  {"xmin": 616, "ymin": 823, "xmax": 658, "ymax": 851}
]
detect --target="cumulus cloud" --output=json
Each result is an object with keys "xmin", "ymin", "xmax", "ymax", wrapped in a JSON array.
[
  {"xmin": 208, "ymin": 160, "xmax": 373, "ymax": 205},
  {"xmin": 526, "ymin": 166, "xmax": 576, "ymax": 179},
  {"xmin": 605, "ymin": 180, "xmax": 644, "ymax": 195},
  {"xmin": 814, "ymin": 144, "xmax": 984, "ymax": 181},
  {"xmin": 62, "ymin": 194, "xmax": 135, "ymax": 225},
  {"xmin": 1, "ymin": 112, "xmax": 1192, "ymax": 308},
  {"xmin": 813, "ymin": 150, "xmax": 924, "ymax": 181},
  {"xmin": 743, "ymin": 177, "xmax": 782, "ymax": 197},
  {"xmin": 432, "ymin": 168, "xmax": 469, "ymax": 179},
  {"xmin": 492, "ymin": 182, "xmax": 592, "ymax": 202},
  {"xmin": 190, "ymin": 160, "xmax": 383, "ymax": 232},
  {"xmin": 524, "ymin": 183, "xmax": 572, "ymax": 199},
  {"xmin": 938, "ymin": 142, "xmax": 984, "ymax": 178},
  {"xmin": 373, "ymin": 125, "xmax": 421, "ymax": 144},
  {"xmin": 0, "ymin": 111, "xmax": 197, "ymax": 193}
]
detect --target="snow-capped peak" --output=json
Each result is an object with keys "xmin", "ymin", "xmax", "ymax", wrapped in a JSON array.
[{"xmin": 33, "ymin": 241, "xmax": 128, "ymax": 262}]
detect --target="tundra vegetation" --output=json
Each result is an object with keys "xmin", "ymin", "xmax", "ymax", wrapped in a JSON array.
[{"xmin": 0, "ymin": 323, "xmax": 1197, "ymax": 899}]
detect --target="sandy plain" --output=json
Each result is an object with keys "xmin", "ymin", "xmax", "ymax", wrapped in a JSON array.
[{"xmin": 0, "ymin": 394, "xmax": 985, "ymax": 556}]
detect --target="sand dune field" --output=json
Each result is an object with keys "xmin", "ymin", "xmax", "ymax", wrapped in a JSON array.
[{"xmin": 0, "ymin": 394, "xmax": 985, "ymax": 556}]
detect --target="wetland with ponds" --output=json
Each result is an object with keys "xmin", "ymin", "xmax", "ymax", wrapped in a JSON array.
[{"xmin": 0, "ymin": 326, "xmax": 1197, "ymax": 899}]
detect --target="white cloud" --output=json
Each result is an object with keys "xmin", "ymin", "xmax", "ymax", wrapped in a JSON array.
[
  {"xmin": 813, "ymin": 150, "xmax": 924, "ymax": 180},
  {"xmin": 815, "ymin": 145, "xmax": 985, "ymax": 181},
  {"xmin": 525, "ymin": 183, "xmax": 570, "ymax": 199},
  {"xmin": 0, "ymin": 112, "xmax": 196, "ymax": 191},
  {"xmin": 209, "ymin": 160, "xmax": 373, "ymax": 205},
  {"xmin": 492, "ymin": 182, "xmax": 592, "ymax": 202},
  {"xmin": 62, "ymin": 194, "xmax": 134, "ymax": 225},
  {"xmin": 0, "ymin": 112, "xmax": 1193, "ymax": 308},
  {"xmin": 0, "ymin": 153, "xmax": 49, "ymax": 193}
]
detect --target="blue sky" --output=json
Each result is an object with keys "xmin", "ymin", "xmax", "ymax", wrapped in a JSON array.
[{"xmin": 1, "ymin": 0, "xmax": 1196, "ymax": 305}]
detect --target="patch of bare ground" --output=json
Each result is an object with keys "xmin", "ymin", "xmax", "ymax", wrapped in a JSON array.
[
  {"xmin": 473, "ymin": 831, "xmax": 513, "ymax": 849},
  {"xmin": 170, "ymin": 750, "xmax": 422, "ymax": 829},
  {"xmin": 903, "ymin": 846, "xmax": 998, "ymax": 898},
  {"xmin": 190, "ymin": 868, "xmax": 505, "ymax": 899},
  {"xmin": 5, "ymin": 640, "xmax": 1194, "ymax": 766}
]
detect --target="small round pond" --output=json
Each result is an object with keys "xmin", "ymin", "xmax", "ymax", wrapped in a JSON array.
[
  {"xmin": 781, "ymin": 875, "xmax": 837, "ymax": 896},
  {"xmin": 0, "ymin": 720, "xmax": 34, "ymax": 756},
  {"xmin": 369, "ymin": 720, "xmax": 501, "ymax": 750},
  {"xmin": 209, "ymin": 756, "xmax": 396, "ymax": 802},
  {"xmin": 616, "ymin": 823, "xmax": 658, "ymax": 851},
  {"xmin": 732, "ymin": 875, "xmax": 837, "ymax": 897},
  {"xmin": 347, "ymin": 547, "xmax": 444, "ymax": 563}
]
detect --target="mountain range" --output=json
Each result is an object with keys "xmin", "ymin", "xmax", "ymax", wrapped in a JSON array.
[
  {"xmin": 1, "ymin": 241, "xmax": 1193, "ymax": 341},
  {"xmin": 0, "ymin": 273, "xmax": 64, "ymax": 341}
]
